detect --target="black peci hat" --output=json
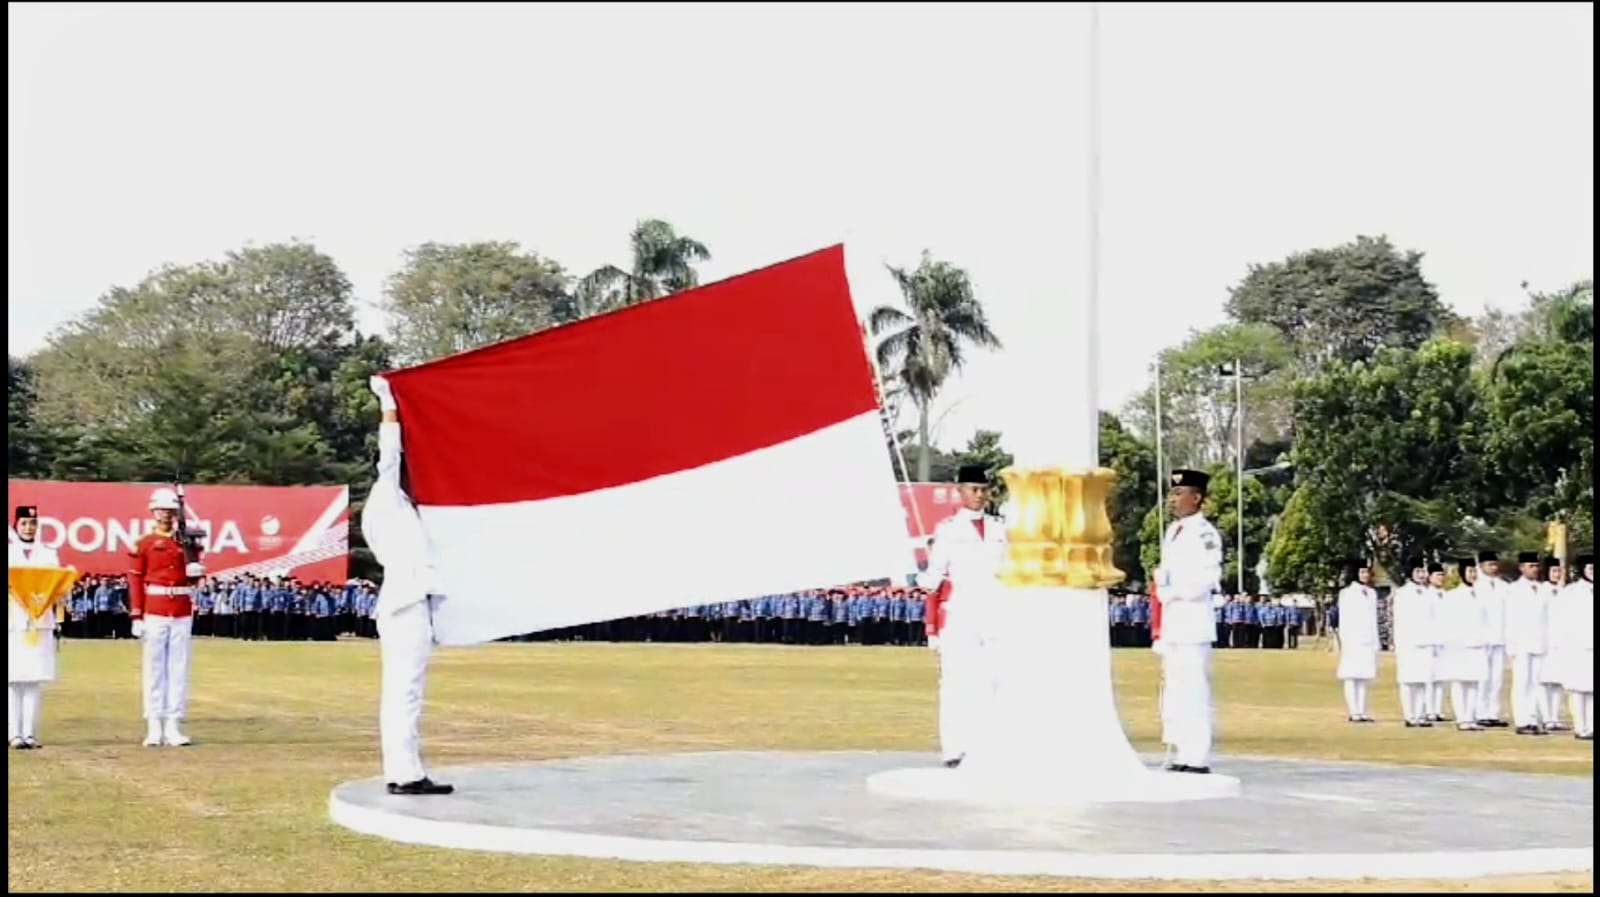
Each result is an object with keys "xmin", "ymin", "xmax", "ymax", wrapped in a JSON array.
[
  {"xmin": 1169, "ymin": 469, "xmax": 1211, "ymax": 492},
  {"xmin": 955, "ymin": 464, "xmax": 990, "ymax": 485}
]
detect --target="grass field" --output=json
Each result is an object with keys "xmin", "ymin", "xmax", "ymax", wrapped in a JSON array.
[{"xmin": 6, "ymin": 638, "xmax": 1593, "ymax": 893}]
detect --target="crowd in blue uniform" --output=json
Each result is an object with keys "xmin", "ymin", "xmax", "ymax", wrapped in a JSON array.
[
  {"xmin": 59, "ymin": 574, "xmax": 382, "ymax": 641},
  {"xmin": 57, "ymin": 574, "xmax": 1316, "ymax": 650}
]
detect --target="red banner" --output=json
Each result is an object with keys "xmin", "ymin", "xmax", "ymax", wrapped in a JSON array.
[
  {"xmin": 899, "ymin": 482, "xmax": 966, "ymax": 566},
  {"xmin": 6, "ymin": 480, "xmax": 350, "ymax": 582}
]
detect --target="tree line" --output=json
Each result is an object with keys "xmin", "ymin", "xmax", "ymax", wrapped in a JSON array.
[{"xmin": 8, "ymin": 226, "xmax": 1592, "ymax": 595}]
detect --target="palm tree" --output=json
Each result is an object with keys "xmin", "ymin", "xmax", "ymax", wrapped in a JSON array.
[
  {"xmin": 574, "ymin": 219, "xmax": 711, "ymax": 317},
  {"xmin": 868, "ymin": 251, "xmax": 1002, "ymax": 481}
]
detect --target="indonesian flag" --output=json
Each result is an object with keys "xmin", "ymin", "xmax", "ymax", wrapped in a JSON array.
[{"xmin": 377, "ymin": 245, "xmax": 908, "ymax": 646}]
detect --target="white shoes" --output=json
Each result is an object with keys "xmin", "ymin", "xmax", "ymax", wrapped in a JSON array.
[
  {"xmin": 143, "ymin": 719, "xmax": 192, "ymax": 747},
  {"xmin": 162, "ymin": 720, "xmax": 192, "ymax": 747}
]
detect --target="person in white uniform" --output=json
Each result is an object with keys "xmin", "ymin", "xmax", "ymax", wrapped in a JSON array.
[
  {"xmin": 1153, "ymin": 469, "xmax": 1223, "ymax": 774},
  {"xmin": 1536, "ymin": 558, "xmax": 1570, "ymax": 731},
  {"xmin": 1505, "ymin": 550, "xmax": 1550, "ymax": 736},
  {"xmin": 916, "ymin": 463, "xmax": 1006, "ymax": 769},
  {"xmin": 1550, "ymin": 554, "xmax": 1593, "ymax": 741},
  {"xmin": 9, "ymin": 505, "xmax": 66, "ymax": 750},
  {"xmin": 1472, "ymin": 550, "xmax": 1510, "ymax": 727},
  {"xmin": 1334, "ymin": 559, "xmax": 1380, "ymax": 722},
  {"xmin": 1391, "ymin": 558, "xmax": 1438, "ymax": 727},
  {"xmin": 364, "ymin": 376, "xmax": 454, "ymax": 795},
  {"xmin": 1434, "ymin": 557, "xmax": 1486, "ymax": 731}
]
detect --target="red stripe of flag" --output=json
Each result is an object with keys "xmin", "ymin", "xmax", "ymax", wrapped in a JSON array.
[{"xmin": 384, "ymin": 245, "xmax": 880, "ymax": 507}]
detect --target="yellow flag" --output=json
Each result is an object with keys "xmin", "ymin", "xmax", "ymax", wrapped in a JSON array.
[{"xmin": 8, "ymin": 566, "xmax": 80, "ymax": 647}]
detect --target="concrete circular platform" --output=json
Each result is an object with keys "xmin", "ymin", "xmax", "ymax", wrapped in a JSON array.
[
  {"xmin": 328, "ymin": 750, "xmax": 1594, "ymax": 880},
  {"xmin": 865, "ymin": 763, "xmax": 1242, "ymax": 805}
]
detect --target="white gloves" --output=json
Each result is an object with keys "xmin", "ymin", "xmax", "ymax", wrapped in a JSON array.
[
  {"xmin": 131, "ymin": 619, "xmax": 145, "ymax": 639},
  {"xmin": 927, "ymin": 635, "xmax": 941, "ymax": 653},
  {"xmin": 185, "ymin": 562, "xmax": 205, "ymax": 578},
  {"xmin": 370, "ymin": 375, "xmax": 397, "ymax": 413}
]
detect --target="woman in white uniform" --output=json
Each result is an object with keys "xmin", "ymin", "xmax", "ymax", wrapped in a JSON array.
[
  {"xmin": 1537, "ymin": 558, "xmax": 1571, "ymax": 730},
  {"xmin": 1550, "ymin": 553, "xmax": 1593, "ymax": 740},
  {"xmin": 9, "ymin": 505, "xmax": 66, "ymax": 750},
  {"xmin": 1392, "ymin": 558, "xmax": 1439, "ymax": 727},
  {"xmin": 1434, "ymin": 557, "xmax": 1487, "ymax": 731},
  {"xmin": 1334, "ymin": 559, "xmax": 1380, "ymax": 722}
]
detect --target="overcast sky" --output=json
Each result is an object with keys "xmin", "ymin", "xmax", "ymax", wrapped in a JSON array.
[{"xmin": 8, "ymin": 2, "xmax": 1593, "ymax": 459}]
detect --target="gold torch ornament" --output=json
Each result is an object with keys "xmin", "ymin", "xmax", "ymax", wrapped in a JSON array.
[
  {"xmin": 9, "ymin": 566, "xmax": 80, "ymax": 647},
  {"xmin": 998, "ymin": 466, "xmax": 1126, "ymax": 589}
]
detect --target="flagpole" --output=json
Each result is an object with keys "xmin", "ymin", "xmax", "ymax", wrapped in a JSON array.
[
  {"xmin": 861, "ymin": 322, "xmax": 929, "ymax": 548},
  {"xmin": 1154, "ymin": 359, "xmax": 1166, "ymax": 536},
  {"xmin": 868, "ymin": 0, "xmax": 1239, "ymax": 806}
]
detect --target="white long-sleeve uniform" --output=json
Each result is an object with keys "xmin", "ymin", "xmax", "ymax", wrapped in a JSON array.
[
  {"xmin": 1549, "ymin": 578, "xmax": 1594, "ymax": 738},
  {"xmin": 1334, "ymin": 581, "xmax": 1380, "ymax": 682},
  {"xmin": 1504, "ymin": 578, "xmax": 1549, "ymax": 728},
  {"xmin": 9, "ymin": 539, "xmax": 65, "ymax": 745},
  {"xmin": 1154, "ymin": 514, "xmax": 1222, "ymax": 768},
  {"xmin": 1473, "ymin": 576, "xmax": 1508, "ymax": 722},
  {"xmin": 916, "ymin": 507, "xmax": 1006, "ymax": 764},
  {"xmin": 362, "ymin": 418, "xmax": 445, "ymax": 785}
]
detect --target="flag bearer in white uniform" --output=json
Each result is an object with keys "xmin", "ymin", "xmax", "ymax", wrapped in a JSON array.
[
  {"xmin": 916, "ymin": 464, "xmax": 1006, "ymax": 769},
  {"xmin": 1550, "ymin": 554, "xmax": 1593, "ymax": 740},
  {"xmin": 1505, "ymin": 551, "xmax": 1551, "ymax": 735},
  {"xmin": 365, "ymin": 375, "xmax": 454, "ymax": 795},
  {"xmin": 1472, "ymin": 550, "xmax": 1510, "ymax": 727},
  {"xmin": 9, "ymin": 506, "xmax": 65, "ymax": 750},
  {"xmin": 1334, "ymin": 559, "xmax": 1380, "ymax": 722},
  {"xmin": 1153, "ymin": 469, "xmax": 1223, "ymax": 774},
  {"xmin": 1434, "ymin": 557, "xmax": 1487, "ymax": 730},
  {"xmin": 1391, "ymin": 558, "xmax": 1438, "ymax": 727},
  {"xmin": 1536, "ymin": 558, "xmax": 1570, "ymax": 730}
]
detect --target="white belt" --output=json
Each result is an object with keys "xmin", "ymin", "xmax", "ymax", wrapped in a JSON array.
[{"xmin": 147, "ymin": 585, "xmax": 193, "ymax": 596}]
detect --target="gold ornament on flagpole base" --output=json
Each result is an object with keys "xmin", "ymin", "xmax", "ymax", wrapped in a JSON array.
[
  {"xmin": 998, "ymin": 467, "xmax": 1126, "ymax": 589},
  {"xmin": 9, "ymin": 566, "xmax": 80, "ymax": 647}
]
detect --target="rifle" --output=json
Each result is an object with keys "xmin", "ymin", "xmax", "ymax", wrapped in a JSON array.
[{"xmin": 173, "ymin": 481, "xmax": 208, "ymax": 569}]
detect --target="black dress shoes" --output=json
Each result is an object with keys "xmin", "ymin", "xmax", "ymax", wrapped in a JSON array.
[{"xmin": 387, "ymin": 777, "xmax": 455, "ymax": 795}]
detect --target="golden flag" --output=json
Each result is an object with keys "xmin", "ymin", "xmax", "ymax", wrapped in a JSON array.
[{"xmin": 8, "ymin": 566, "xmax": 80, "ymax": 647}]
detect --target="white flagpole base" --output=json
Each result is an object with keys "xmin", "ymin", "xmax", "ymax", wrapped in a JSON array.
[{"xmin": 866, "ymin": 586, "xmax": 1241, "ymax": 806}]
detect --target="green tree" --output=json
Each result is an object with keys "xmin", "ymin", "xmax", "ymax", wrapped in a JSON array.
[
  {"xmin": 1122, "ymin": 323, "xmax": 1293, "ymax": 471},
  {"xmin": 869, "ymin": 251, "xmax": 1002, "ymax": 482},
  {"xmin": 8, "ymin": 355, "xmax": 45, "ymax": 477},
  {"xmin": 574, "ymin": 219, "xmax": 711, "ymax": 317},
  {"xmin": 1265, "ymin": 484, "xmax": 1363, "ymax": 595},
  {"xmin": 382, "ymin": 242, "xmax": 571, "ymax": 365},
  {"xmin": 1099, "ymin": 412, "xmax": 1158, "ymax": 584},
  {"xmin": 1289, "ymin": 337, "xmax": 1486, "ymax": 575},
  {"xmin": 1226, "ymin": 234, "xmax": 1455, "ymax": 365}
]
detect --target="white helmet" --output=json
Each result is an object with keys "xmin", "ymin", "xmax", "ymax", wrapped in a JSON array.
[{"xmin": 148, "ymin": 488, "xmax": 181, "ymax": 511}]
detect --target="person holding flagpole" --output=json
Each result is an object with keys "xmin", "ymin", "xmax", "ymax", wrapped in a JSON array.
[
  {"xmin": 364, "ymin": 375, "xmax": 454, "ymax": 796},
  {"xmin": 9, "ymin": 506, "xmax": 65, "ymax": 750}
]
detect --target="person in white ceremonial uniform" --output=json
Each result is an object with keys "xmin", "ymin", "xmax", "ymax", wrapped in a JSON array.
[
  {"xmin": 1391, "ymin": 558, "xmax": 1439, "ymax": 727},
  {"xmin": 364, "ymin": 376, "xmax": 454, "ymax": 795},
  {"xmin": 1505, "ymin": 551, "xmax": 1551, "ymax": 735},
  {"xmin": 1472, "ymin": 550, "xmax": 1510, "ymax": 727},
  {"xmin": 1153, "ymin": 469, "xmax": 1223, "ymax": 774},
  {"xmin": 9, "ymin": 505, "xmax": 66, "ymax": 750},
  {"xmin": 1334, "ymin": 559, "xmax": 1380, "ymax": 723},
  {"xmin": 1435, "ymin": 558, "xmax": 1486, "ymax": 731},
  {"xmin": 1549, "ymin": 554, "xmax": 1593, "ymax": 740},
  {"xmin": 1536, "ymin": 558, "xmax": 1570, "ymax": 730},
  {"xmin": 916, "ymin": 463, "xmax": 1006, "ymax": 769}
]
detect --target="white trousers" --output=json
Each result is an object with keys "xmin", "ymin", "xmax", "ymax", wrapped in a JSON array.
[
  {"xmin": 936, "ymin": 617, "xmax": 994, "ymax": 762},
  {"xmin": 1568, "ymin": 691, "xmax": 1595, "ymax": 737},
  {"xmin": 1341, "ymin": 679, "xmax": 1370, "ymax": 717},
  {"xmin": 1398, "ymin": 683, "xmax": 1429, "ymax": 722},
  {"xmin": 142, "ymin": 614, "xmax": 193, "ymax": 721},
  {"xmin": 1427, "ymin": 681, "xmax": 1445, "ymax": 717},
  {"xmin": 1449, "ymin": 681, "xmax": 1479, "ymax": 724},
  {"xmin": 1509, "ymin": 653, "xmax": 1546, "ymax": 727},
  {"xmin": 7, "ymin": 683, "xmax": 43, "ymax": 740},
  {"xmin": 379, "ymin": 598, "xmax": 436, "ymax": 785},
  {"xmin": 1478, "ymin": 645, "xmax": 1506, "ymax": 720},
  {"xmin": 1160, "ymin": 643, "xmax": 1213, "ymax": 767}
]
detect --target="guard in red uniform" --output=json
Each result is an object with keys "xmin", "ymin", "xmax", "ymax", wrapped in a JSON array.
[{"xmin": 128, "ymin": 487, "xmax": 205, "ymax": 747}]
